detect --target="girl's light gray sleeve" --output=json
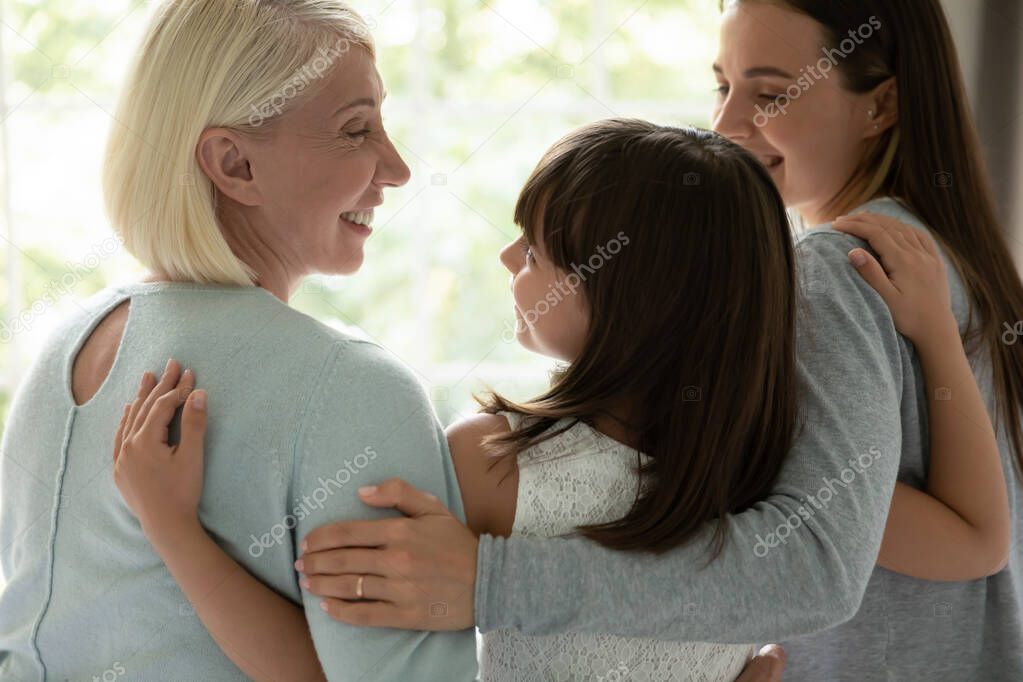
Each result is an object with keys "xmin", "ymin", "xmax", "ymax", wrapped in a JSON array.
[{"xmin": 475, "ymin": 233, "xmax": 907, "ymax": 643}]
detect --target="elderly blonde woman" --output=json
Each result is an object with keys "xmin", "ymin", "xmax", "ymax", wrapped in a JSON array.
[{"xmin": 0, "ymin": 1, "xmax": 476, "ymax": 680}]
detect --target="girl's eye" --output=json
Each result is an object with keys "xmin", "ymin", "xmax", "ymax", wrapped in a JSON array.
[
  {"xmin": 714, "ymin": 84, "xmax": 729, "ymax": 97},
  {"xmin": 521, "ymin": 242, "xmax": 535, "ymax": 263},
  {"xmin": 758, "ymin": 93, "xmax": 784, "ymax": 102}
]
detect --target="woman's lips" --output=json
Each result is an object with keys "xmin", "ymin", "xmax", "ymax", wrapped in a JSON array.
[{"xmin": 339, "ymin": 215, "xmax": 372, "ymax": 236}]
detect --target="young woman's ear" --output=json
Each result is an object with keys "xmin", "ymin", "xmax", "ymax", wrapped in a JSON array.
[
  {"xmin": 864, "ymin": 77, "xmax": 898, "ymax": 139},
  {"xmin": 195, "ymin": 128, "xmax": 263, "ymax": 207}
]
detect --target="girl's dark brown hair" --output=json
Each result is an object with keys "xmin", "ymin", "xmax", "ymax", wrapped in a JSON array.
[
  {"xmin": 728, "ymin": 0, "xmax": 1023, "ymax": 473},
  {"xmin": 480, "ymin": 119, "xmax": 799, "ymax": 557}
]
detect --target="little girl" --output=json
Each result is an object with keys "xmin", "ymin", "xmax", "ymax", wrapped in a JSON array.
[{"xmin": 112, "ymin": 120, "xmax": 1007, "ymax": 680}]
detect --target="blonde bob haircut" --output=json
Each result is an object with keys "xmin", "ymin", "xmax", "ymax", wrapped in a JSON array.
[{"xmin": 103, "ymin": 0, "xmax": 375, "ymax": 286}]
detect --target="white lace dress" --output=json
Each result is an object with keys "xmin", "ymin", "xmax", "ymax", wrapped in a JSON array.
[{"xmin": 480, "ymin": 412, "xmax": 753, "ymax": 682}]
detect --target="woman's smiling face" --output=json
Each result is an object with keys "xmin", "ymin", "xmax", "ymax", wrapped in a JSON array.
[
  {"xmin": 222, "ymin": 46, "xmax": 410, "ymax": 282},
  {"xmin": 711, "ymin": 1, "xmax": 883, "ymax": 224}
]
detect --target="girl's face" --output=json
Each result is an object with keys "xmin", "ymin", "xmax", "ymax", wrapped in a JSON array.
[
  {"xmin": 711, "ymin": 2, "xmax": 884, "ymax": 224},
  {"xmin": 239, "ymin": 46, "xmax": 410, "ymax": 280},
  {"xmin": 499, "ymin": 230, "xmax": 590, "ymax": 362}
]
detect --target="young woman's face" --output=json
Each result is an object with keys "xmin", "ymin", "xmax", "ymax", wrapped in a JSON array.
[
  {"xmin": 711, "ymin": 2, "xmax": 878, "ymax": 224},
  {"xmin": 246, "ymin": 46, "xmax": 410, "ymax": 278},
  {"xmin": 499, "ymin": 230, "xmax": 589, "ymax": 362}
]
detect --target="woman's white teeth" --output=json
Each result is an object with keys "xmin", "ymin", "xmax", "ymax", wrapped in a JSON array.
[{"xmin": 341, "ymin": 210, "xmax": 373, "ymax": 226}]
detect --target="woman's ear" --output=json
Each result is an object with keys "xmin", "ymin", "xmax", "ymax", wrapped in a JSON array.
[
  {"xmin": 195, "ymin": 128, "xmax": 263, "ymax": 207},
  {"xmin": 864, "ymin": 77, "xmax": 898, "ymax": 139}
]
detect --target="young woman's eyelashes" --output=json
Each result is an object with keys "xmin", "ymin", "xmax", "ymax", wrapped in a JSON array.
[{"xmin": 713, "ymin": 83, "xmax": 785, "ymax": 102}]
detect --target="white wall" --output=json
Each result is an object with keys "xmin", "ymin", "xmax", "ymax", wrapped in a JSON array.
[
  {"xmin": 940, "ymin": 0, "xmax": 983, "ymax": 101},
  {"xmin": 941, "ymin": 0, "xmax": 1023, "ymax": 264}
]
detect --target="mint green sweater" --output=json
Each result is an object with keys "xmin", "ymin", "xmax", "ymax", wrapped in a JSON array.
[{"xmin": 0, "ymin": 281, "xmax": 478, "ymax": 681}]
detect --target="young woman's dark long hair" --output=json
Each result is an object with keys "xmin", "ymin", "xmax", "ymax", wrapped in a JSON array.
[
  {"xmin": 727, "ymin": 0, "xmax": 1023, "ymax": 473},
  {"xmin": 479, "ymin": 120, "xmax": 800, "ymax": 558}
]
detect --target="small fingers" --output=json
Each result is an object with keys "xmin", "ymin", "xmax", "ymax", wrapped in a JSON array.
[
  {"xmin": 136, "ymin": 370, "xmax": 159, "ymax": 398},
  {"xmin": 848, "ymin": 248, "xmax": 900, "ymax": 303},
  {"xmin": 140, "ymin": 369, "xmax": 194, "ymax": 444},
  {"xmin": 835, "ymin": 215, "xmax": 927, "ymax": 277},
  {"xmin": 840, "ymin": 213, "xmax": 932, "ymax": 256},
  {"xmin": 176, "ymin": 390, "xmax": 208, "ymax": 458},
  {"xmin": 854, "ymin": 215, "xmax": 946, "ymax": 279},
  {"xmin": 131, "ymin": 359, "xmax": 182, "ymax": 433},
  {"xmin": 113, "ymin": 403, "xmax": 131, "ymax": 465},
  {"xmin": 833, "ymin": 216, "xmax": 902, "ymax": 260},
  {"xmin": 126, "ymin": 372, "xmax": 157, "ymax": 434},
  {"xmin": 888, "ymin": 219, "xmax": 928, "ymax": 254},
  {"xmin": 917, "ymin": 228, "xmax": 941, "ymax": 258}
]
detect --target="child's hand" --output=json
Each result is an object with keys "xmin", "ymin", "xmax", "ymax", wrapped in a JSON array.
[
  {"xmin": 113, "ymin": 359, "xmax": 208, "ymax": 538},
  {"xmin": 833, "ymin": 212, "xmax": 955, "ymax": 342}
]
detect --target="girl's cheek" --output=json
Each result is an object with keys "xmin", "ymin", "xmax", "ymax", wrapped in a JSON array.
[{"xmin": 509, "ymin": 275, "xmax": 533, "ymax": 315}]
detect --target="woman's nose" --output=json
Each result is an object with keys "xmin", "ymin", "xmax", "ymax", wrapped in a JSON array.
[
  {"xmin": 712, "ymin": 94, "xmax": 756, "ymax": 142},
  {"xmin": 376, "ymin": 133, "xmax": 411, "ymax": 188}
]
